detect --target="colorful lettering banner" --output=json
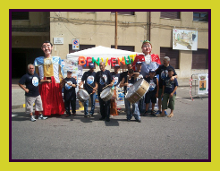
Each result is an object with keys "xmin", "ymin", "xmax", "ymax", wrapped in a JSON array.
[{"xmin": 77, "ymin": 55, "xmax": 137, "ymax": 66}]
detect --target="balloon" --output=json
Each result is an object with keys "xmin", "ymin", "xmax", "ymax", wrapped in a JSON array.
[
  {"xmin": 130, "ymin": 54, "xmax": 136, "ymax": 62},
  {"xmin": 111, "ymin": 57, "xmax": 116, "ymax": 67},
  {"xmin": 124, "ymin": 56, "xmax": 131, "ymax": 65},
  {"xmin": 128, "ymin": 56, "xmax": 131, "ymax": 64},
  {"xmin": 108, "ymin": 58, "xmax": 111, "ymax": 65},
  {"xmin": 117, "ymin": 57, "xmax": 121, "ymax": 65},
  {"xmin": 121, "ymin": 57, "xmax": 125, "ymax": 65},
  {"xmin": 105, "ymin": 58, "xmax": 109, "ymax": 66},
  {"xmin": 86, "ymin": 57, "xmax": 92, "ymax": 66},
  {"xmin": 92, "ymin": 57, "xmax": 100, "ymax": 66},
  {"xmin": 101, "ymin": 57, "xmax": 104, "ymax": 62},
  {"xmin": 84, "ymin": 60, "xmax": 87, "ymax": 67},
  {"xmin": 78, "ymin": 56, "xmax": 86, "ymax": 65}
]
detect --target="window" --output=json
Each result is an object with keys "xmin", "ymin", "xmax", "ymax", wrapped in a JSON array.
[
  {"xmin": 161, "ymin": 12, "xmax": 180, "ymax": 19},
  {"xmin": 111, "ymin": 12, "xmax": 135, "ymax": 15},
  {"xmin": 69, "ymin": 44, "xmax": 95, "ymax": 54},
  {"xmin": 192, "ymin": 49, "xmax": 208, "ymax": 69},
  {"xmin": 12, "ymin": 12, "xmax": 29, "ymax": 20},
  {"xmin": 160, "ymin": 47, "xmax": 179, "ymax": 69},
  {"xmin": 193, "ymin": 12, "xmax": 208, "ymax": 22},
  {"xmin": 111, "ymin": 45, "xmax": 134, "ymax": 52}
]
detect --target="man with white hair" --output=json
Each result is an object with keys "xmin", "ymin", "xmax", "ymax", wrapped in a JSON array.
[
  {"xmin": 18, "ymin": 64, "xmax": 50, "ymax": 121},
  {"xmin": 155, "ymin": 56, "xmax": 177, "ymax": 115}
]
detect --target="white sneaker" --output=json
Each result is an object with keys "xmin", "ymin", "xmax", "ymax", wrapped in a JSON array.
[
  {"xmin": 30, "ymin": 117, "xmax": 36, "ymax": 122},
  {"xmin": 38, "ymin": 115, "xmax": 48, "ymax": 120}
]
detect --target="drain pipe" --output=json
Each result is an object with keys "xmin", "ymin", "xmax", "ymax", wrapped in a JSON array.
[{"xmin": 149, "ymin": 12, "xmax": 151, "ymax": 41}]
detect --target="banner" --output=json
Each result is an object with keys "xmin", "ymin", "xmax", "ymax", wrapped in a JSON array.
[
  {"xmin": 116, "ymin": 86, "xmax": 124, "ymax": 106},
  {"xmin": 173, "ymin": 29, "xmax": 198, "ymax": 51},
  {"xmin": 198, "ymin": 74, "xmax": 208, "ymax": 95},
  {"xmin": 63, "ymin": 59, "xmax": 78, "ymax": 80}
]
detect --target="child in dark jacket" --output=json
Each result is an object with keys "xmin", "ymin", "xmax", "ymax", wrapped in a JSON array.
[
  {"xmin": 144, "ymin": 69, "xmax": 159, "ymax": 116},
  {"xmin": 161, "ymin": 68, "xmax": 178, "ymax": 117}
]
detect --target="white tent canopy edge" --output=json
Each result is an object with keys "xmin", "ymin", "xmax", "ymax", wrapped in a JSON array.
[{"xmin": 67, "ymin": 46, "xmax": 142, "ymax": 59}]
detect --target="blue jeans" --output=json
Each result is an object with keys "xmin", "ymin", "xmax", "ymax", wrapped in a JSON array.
[
  {"xmin": 125, "ymin": 99, "xmax": 141, "ymax": 121},
  {"xmin": 84, "ymin": 93, "xmax": 96, "ymax": 116},
  {"xmin": 138, "ymin": 96, "xmax": 145, "ymax": 115}
]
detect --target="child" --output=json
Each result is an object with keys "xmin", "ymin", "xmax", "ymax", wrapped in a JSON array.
[
  {"xmin": 161, "ymin": 68, "xmax": 178, "ymax": 117},
  {"xmin": 144, "ymin": 69, "xmax": 159, "ymax": 116},
  {"xmin": 62, "ymin": 70, "xmax": 77, "ymax": 117}
]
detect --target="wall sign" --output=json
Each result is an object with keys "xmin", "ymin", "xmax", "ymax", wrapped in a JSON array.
[
  {"xmin": 72, "ymin": 39, "xmax": 80, "ymax": 50},
  {"xmin": 54, "ymin": 37, "xmax": 64, "ymax": 45}
]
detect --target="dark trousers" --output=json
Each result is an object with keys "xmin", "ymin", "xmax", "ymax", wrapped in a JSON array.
[
  {"xmin": 65, "ymin": 99, "xmax": 76, "ymax": 115},
  {"xmin": 98, "ymin": 96, "xmax": 110, "ymax": 119}
]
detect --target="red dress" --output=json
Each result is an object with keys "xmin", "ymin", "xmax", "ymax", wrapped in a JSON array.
[
  {"xmin": 34, "ymin": 56, "xmax": 65, "ymax": 116},
  {"xmin": 35, "ymin": 77, "xmax": 65, "ymax": 116}
]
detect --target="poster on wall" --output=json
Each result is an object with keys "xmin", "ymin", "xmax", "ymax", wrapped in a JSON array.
[
  {"xmin": 198, "ymin": 74, "xmax": 208, "ymax": 95},
  {"xmin": 173, "ymin": 29, "xmax": 198, "ymax": 51},
  {"xmin": 63, "ymin": 59, "xmax": 78, "ymax": 80},
  {"xmin": 116, "ymin": 86, "xmax": 124, "ymax": 106}
]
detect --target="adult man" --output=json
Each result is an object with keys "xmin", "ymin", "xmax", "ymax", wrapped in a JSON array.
[
  {"xmin": 155, "ymin": 56, "xmax": 177, "ymax": 115},
  {"xmin": 34, "ymin": 41, "xmax": 65, "ymax": 116},
  {"xmin": 135, "ymin": 59, "xmax": 145, "ymax": 116},
  {"xmin": 18, "ymin": 64, "xmax": 49, "ymax": 121},
  {"xmin": 93, "ymin": 62, "xmax": 114, "ymax": 122},
  {"xmin": 110, "ymin": 64, "xmax": 121, "ymax": 116},
  {"xmin": 119, "ymin": 63, "xmax": 133, "ymax": 83},
  {"xmin": 120, "ymin": 68, "xmax": 141, "ymax": 122},
  {"xmin": 78, "ymin": 63, "xmax": 96, "ymax": 118},
  {"xmin": 119, "ymin": 63, "xmax": 133, "ymax": 112}
]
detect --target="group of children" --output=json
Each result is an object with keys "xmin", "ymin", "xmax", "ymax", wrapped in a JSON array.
[{"xmin": 143, "ymin": 68, "xmax": 178, "ymax": 118}]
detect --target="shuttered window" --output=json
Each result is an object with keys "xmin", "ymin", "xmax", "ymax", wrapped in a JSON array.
[
  {"xmin": 69, "ymin": 44, "xmax": 95, "ymax": 54},
  {"xmin": 161, "ymin": 12, "xmax": 180, "ymax": 19},
  {"xmin": 111, "ymin": 12, "xmax": 135, "ymax": 15},
  {"xmin": 111, "ymin": 45, "xmax": 134, "ymax": 52},
  {"xmin": 160, "ymin": 47, "xmax": 179, "ymax": 69},
  {"xmin": 12, "ymin": 12, "xmax": 29, "ymax": 20},
  {"xmin": 192, "ymin": 49, "xmax": 208, "ymax": 69}
]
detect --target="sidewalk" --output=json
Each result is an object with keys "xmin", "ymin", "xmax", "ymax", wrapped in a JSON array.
[{"xmin": 11, "ymin": 78, "xmax": 190, "ymax": 109}]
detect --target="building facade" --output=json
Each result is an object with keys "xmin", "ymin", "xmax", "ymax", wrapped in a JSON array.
[{"xmin": 11, "ymin": 11, "xmax": 209, "ymax": 79}]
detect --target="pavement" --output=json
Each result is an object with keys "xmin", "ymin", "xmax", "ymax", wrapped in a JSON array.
[
  {"xmin": 10, "ymin": 78, "xmax": 209, "ymax": 160},
  {"xmin": 11, "ymin": 86, "xmax": 209, "ymax": 160}
]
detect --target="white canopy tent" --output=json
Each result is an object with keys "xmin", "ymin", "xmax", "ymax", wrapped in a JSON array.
[{"xmin": 67, "ymin": 46, "xmax": 141, "ymax": 59}]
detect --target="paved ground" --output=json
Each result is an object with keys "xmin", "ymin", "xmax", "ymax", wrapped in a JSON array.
[
  {"xmin": 11, "ymin": 78, "xmax": 191, "ymax": 108},
  {"xmin": 11, "ymin": 87, "xmax": 209, "ymax": 160}
]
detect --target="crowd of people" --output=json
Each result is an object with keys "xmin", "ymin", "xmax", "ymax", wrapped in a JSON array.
[{"xmin": 18, "ymin": 40, "xmax": 178, "ymax": 122}]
